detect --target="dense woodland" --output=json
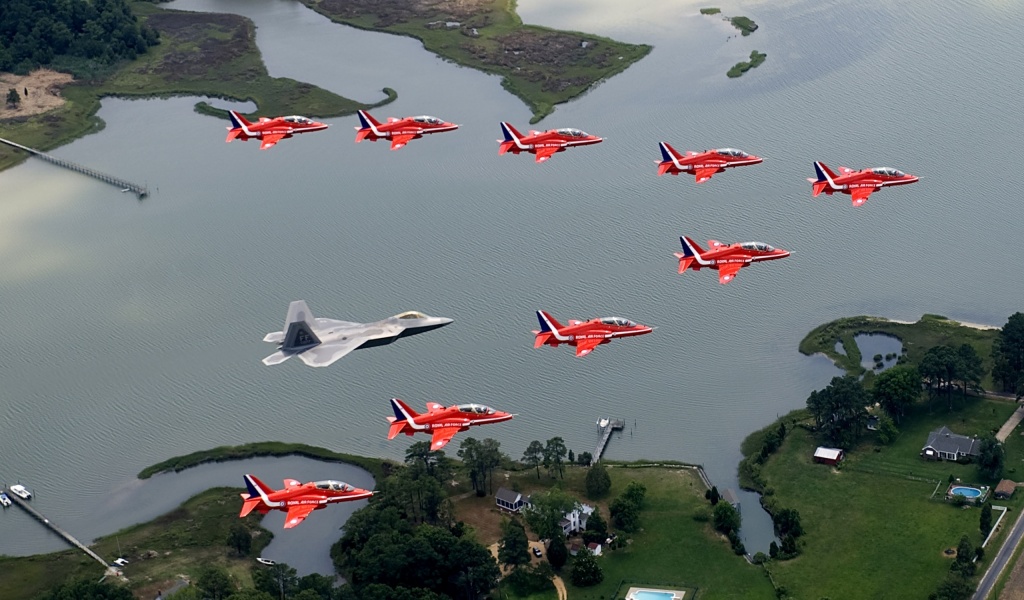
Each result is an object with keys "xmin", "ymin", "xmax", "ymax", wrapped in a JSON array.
[{"xmin": 0, "ymin": 0, "xmax": 159, "ymax": 75}]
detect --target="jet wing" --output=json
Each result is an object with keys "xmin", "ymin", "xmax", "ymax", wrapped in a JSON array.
[
  {"xmin": 260, "ymin": 133, "xmax": 286, "ymax": 150},
  {"xmin": 426, "ymin": 402, "xmax": 445, "ymax": 413},
  {"xmin": 430, "ymin": 426, "xmax": 463, "ymax": 450},
  {"xmin": 534, "ymin": 146, "xmax": 560, "ymax": 163},
  {"xmin": 296, "ymin": 338, "xmax": 363, "ymax": 367},
  {"xmin": 718, "ymin": 262, "xmax": 743, "ymax": 284},
  {"xmin": 284, "ymin": 503, "xmax": 317, "ymax": 529},
  {"xmin": 850, "ymin": 188, "xmax": 874, "ymax": 207},
  {"xmin": 575, "ymin": 338, "xmax": 602, "ymax": 358},
  {"xmin": 390, "ymin": 134, "xmax": 416, "ymax": 150},
  {"xmin": 694, "ymin": 167, "xmax": 719, "ymax": 183}
]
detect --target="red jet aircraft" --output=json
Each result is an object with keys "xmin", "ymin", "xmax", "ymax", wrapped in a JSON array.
[
  {"xmin": 354, "ymin": 110, "xmax": 459, "ymax": 150},
  {"xmin": 808, "ymin": 162, "xmax": 919, "ymax": 206},
  {"xmin": 387, "ymin": 398, "xmax": 515, "ymax": 450},
  {"xmin": 239, "ymin": 474, "xmax": 373, "ymax": 529},
  {"xmin": 656, "ymin": 143, "xmax": 763, "ymax": 182},
  {"xmin": 675, "ymin": 236, "xmax": 790, "ymax": 284},
  {"xmin": 498, "ymin": 122, "xmax": 603, "ymax": 163},
  {"xmin": 533, "ymin": 310, "xmax": 653, "ymax": 357},
  {"xmin": 225, "ymin": 110, "xmax": 328, "ymax": 150}
]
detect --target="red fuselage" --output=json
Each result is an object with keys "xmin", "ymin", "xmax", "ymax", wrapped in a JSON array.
[
  {"xmin": 809, "ymin": 162, "xmax": 918, "ymax": 206},
  {"xmin": 355, "ymin": 111, "xmax": 459, "ymax": 150},
  {"xmin": 387, "ymin": 399, "xmax": 514, "ymax": 449},
  {"xmin": 533, "ymin": 311, "xmax": 653, "ymax": 357},
  {"xmin": 498, "ymin": 123, "xmax": 603, "ymax": 163},
  {"xmin": 240, "ymin": 475, "xmax": 373, "ymax": 528},
  {"xmin": 657, "ymin": 143, "xmax": 763, "ymax": 182},
  {"xmin": 675, "ymin": 237, "xmax": 790, "ymax": 284}
]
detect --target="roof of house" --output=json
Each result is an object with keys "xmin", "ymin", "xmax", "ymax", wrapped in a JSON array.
[
  {"xmin": 495, "ymin": 487, "xmax": 522, "ymax": 504},
  {"xmin": 722, "ymin": 489, "xmax": 740, "ymax": 506},
  {"xmin": 924, "ymin": 426, "xmax": 980, "ymax": 456},
  {"xmin": 814, "ymin": 447, "xmax": 843, "ymax": 461},
  {"xmin": 559, "ymin": 518, "xmax": 571, "ymax": 527},
  {"xmin": 587, "ymin": 542, "xmax": 601, "ymax": 550},
  {"xmin": 996, "ymin": 479, "xmax": 1016, "ymax": 496}
]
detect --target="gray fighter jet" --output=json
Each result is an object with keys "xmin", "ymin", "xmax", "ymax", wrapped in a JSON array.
[{"xmin": 262, "ymin": 300, "xmax": 454, "ymax": 367}]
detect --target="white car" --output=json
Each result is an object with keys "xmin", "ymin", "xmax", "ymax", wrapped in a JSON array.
[{"xmin": 256, "ymin": 557, "xmax": 276, "ymax": 566}]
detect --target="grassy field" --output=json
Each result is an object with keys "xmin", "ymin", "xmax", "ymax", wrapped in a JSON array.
[
  {"xmin": 137, "ymin": 440, "xmax": 389, "ymax": 481},
  {"xmin": 0, "ymin": 487, "xmax": 269, "ymax": 600},
  {"xmin": 759, "ymin": 395, "xmax": 1024, "ymax": 599},
  {"xmin": 455, "ymin": 465, "xmax": 773, "ymax": 600},
  {"xmin": 0, "ymin": 1, "xmax": 388, "ymax": 173},
  {"xmin": 799, "ymin": 314, "xmax": 1001, "ymax": 387},
  {"xmin": 300, "ymin": 0, "xmax": 651, "ymax": 123}
]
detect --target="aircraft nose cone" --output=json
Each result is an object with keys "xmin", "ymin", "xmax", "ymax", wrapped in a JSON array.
[{"xmin": 437, "ymin": 317, "xmax": 454, "ymax": 327}]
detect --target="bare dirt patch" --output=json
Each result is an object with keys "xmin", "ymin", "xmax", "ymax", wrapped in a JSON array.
[{"xmin": 0, "ymin": 70, "xmax": 75, "ymax": 121}]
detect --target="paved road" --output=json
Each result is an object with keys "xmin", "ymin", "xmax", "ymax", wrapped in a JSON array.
[
  {"xmin": 975, "ymin": 509, "xmax": 1024, "ymax": 600},
  {"xmin": 997, "ymin": 406, "xmax": 1024, "ymax": 442}
]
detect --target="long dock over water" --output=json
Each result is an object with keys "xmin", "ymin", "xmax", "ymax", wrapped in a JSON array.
[
  {"xmin": 5, "ymin": 486, "xmax": 119, "ymax": 577},
  {"xmin": 0, "ymin": 137, "xmax": 148, "ymax": 199},
  {"xmin": 591, "ymin": 418, "xmax": 625, "ymax": 465}
]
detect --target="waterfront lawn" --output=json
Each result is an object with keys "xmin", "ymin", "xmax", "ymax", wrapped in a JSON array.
[
  {"xmin": 568, "ymin": 468, "xmax": 768, "ymax": 600},
  {"xmin": 0, "ymin": 487, "xmax": 268, "ymax": 600},
  {"xmin": 763, "ymin": 426, "xmax": 986, "ymax": 599},
  {"xmin": 300, "ymin": 0, "xmax": 650, "ymax": 123},
  {"xmin": 800, "ymin": 315, "xmax": 999, "ymax": 385},
  {"xmin": 0, "ymin": 2, "xmax": 385, "ymax": 173}
]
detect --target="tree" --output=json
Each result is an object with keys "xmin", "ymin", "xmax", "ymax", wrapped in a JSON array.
[
  {"xmin": 524, "ymin": 488, "xmax": 577, "ymax": 541},
  {"xmin": 522, "ymin": 441, "xmax": 545, "ymax": 478},
  {"xmin": 36, "ymin": 580, "xmax": 134, "ymax": 600},
  {"xmin": 872, "ymin": 366, "xmax": 921, "ymax": 423},
  {"xmin": 956, "ymin": 344, "xmax": 985, "ymax": 398},
  {"xmin": 543, "ymin": 437, "xmax": 568, "ymax": 479},
  {"xmin": 586, "ymin": 506, "xmax": 608, "ymax": 538},
  {"xmin": 584, "ymin": 463, "xmax": 611, "ymax": 499},
  {"xmin": 951, "ymin": 535, "xmax": 976, "ymax": 577},
  {"xmin": 977, "ymin": 436, "xmax": 1005, "ymax": 479},
  {"xmin": 546, "ymin": 534, "xmax": 568, "ymax": 569},
  {"xmin": 981, "ymin": 502, "xmax": 993, "ymax": 536},
  {"xmin": 577, "ymin": 451, "xmax": 593, "ymax": 466},
  {"xmin": 226, "ymin": 592, "xmax": 275, "ymax": 600},
  {"xmin": 806, "ymin": 376, "xmax": 869, "ymax": 448},
  {"xmin": 198, "ymin": 566, "xmax": 236, "ymax": 600},
  {"xmin": 227, "ymin": 522, "xmax": 252, "ymax": 556},
  {"xmin": 609, "ymin": 496, "xmax": 641, "ymax": 532},
  {"xmin": 919, "ymin": 345, "xmax": 963, "ymax": 409},
  {"xmin": 297, "ymin": 573, "xmax": 335, "ymax": 599},
  {"xmin": 568, "ymin": 449, "xmax": 575, "ymax": 464},
  {"xmin": 6, "ymin": 88, "xmax": 19, "ymax": 108},
  {"xmin": 253, "ymin": 563, "xmax": 298, "ymax": 600},
  {"xmin": 876, "ymin": 413, "xmax": 899, "ymax": 445},
  {"xmin": 993, "ymin": 312, "xmax": 1024, "ymax": 398},
  {"xmin": 622, "ymin": 481, "xmax": 647, "ymax": 508},
  {"xmin": 769, "ymin": 540, "xmax": 779, "ymax": 559},
  {"xmin": 498, "ymin": 518, "xmax": 531, "ymax": 569},
  {"xmin": 773, "ymin": 508, "xmax": 804, "ymax": 539},
  {"xmin": 459, "ymin": 437, "xmax": 504, "ymax": 495},
  {"xmin": 569, "ymin": 548, "xmax": 604, "ymax": 587},
  {"xmin": 706, "ymin": 485, "xmax": 720, "ymax": 506},
  {"xmin": 712, "ymin": 502, "xmax": 741, "ymax": 535}
]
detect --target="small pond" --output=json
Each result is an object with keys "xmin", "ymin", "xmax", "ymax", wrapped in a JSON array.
[{"xmin": 855, "ymin": 334, "xmax": 903, "ymax": 373}]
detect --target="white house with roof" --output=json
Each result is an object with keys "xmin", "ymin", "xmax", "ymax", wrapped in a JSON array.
[
  {"xmin": 921, "ymin": 426, "xmax": 981, "ymax": 461},
  {"xmin": 559, "ymin": 503, "xmax": 594, "ymax": 535}
]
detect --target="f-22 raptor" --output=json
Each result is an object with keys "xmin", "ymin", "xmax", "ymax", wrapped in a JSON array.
[{"xmin": 262, "ymin": 301, "xmax": 453, "ymax": 367}]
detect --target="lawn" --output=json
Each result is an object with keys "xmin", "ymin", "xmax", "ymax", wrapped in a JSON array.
[
  {"xmin": 0, "ymin": 487, "xmax": 269, "ymax": 600},
  {"xmin": 456, "ymin": 465, "xmax": 774, "ymax": 600},
  {"xmin": 760, "ymin": 394, "xmax": 1024, "ymax": 599}
]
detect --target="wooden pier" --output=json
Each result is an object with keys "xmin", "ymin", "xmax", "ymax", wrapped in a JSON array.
[
  {"xmin": 5, "ymin": 486, "xmax": 119, "ymax": 576},
  {"xmin": 591, "ymin": 418, "xmax": 626, "ymax": 465},
  {"xmin": 0, "ymin": 137, "xmax": 148, "ymax": 199}
]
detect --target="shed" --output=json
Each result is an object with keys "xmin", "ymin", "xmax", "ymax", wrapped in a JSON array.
[
  {"xmin": 586, "ymin": 542, "xmax": 602, "ymax": 556},
  {"xmin": 995, "ymin": 479, "xmax": 1016, "ymax": 500},
  {"xmin": 722, "ymin": 488, "xmax": 740, "ymax": 510},
  {"xmin": 813, "ymin": 446, "xmax": 844, "ymax": 466},
  {"xmin": 495, "ymin": 487, "xmax": 524, "ymax": 512}
]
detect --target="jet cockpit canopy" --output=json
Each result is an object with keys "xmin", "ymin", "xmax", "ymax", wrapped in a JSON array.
[
  {"xmin": 871, "ymin": 167, "xmax": 905, "ymax": 177},
  {"xmin": 456, "ymin": 403, "xmax": 497, "ymax": 415},
  {"xmin": 413, "ymin": 116, "xmax": 443, "ymax": 124},
  {"xmin": 314, "ymin": 480, "xmax": 355, "ymax": 492},
  {"xmin": 283, "ymin": 116, "xmax": 315, "ymax": 124},
  {"xmin": 556, "ymin": 128, "xmax": 588, "ymax": 138},
  {"xmin": 739, "ymin": 242, "xmax": 775, "ymax": 252},
  {"xmin": 396, "ymin": 311, "xmax": 428, "ymax": 320},
  {"xmin": 716, "ymin": 148, "xmax": 750, "ymax": 157},
  {"xmin": 600, "ymin": 317, "xmax": 636, "ymax": 327}
]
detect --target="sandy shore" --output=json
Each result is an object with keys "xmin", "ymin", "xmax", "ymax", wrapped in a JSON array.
[
  {"xmin": 886, "ymin": 317, "xmax": 999, "ymax": 331},
  {"xmin": 0, "ymin": 69, "xmax": 75, "ymax": 120}
]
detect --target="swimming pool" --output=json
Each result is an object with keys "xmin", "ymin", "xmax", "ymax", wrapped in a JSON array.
[
  {"xmin": 951, "ymin": 486, "xmax": 983, "ymax": 499},
  {"xmin": 628, "ymin": 591, "xmax": 678, "ymax": 600}
]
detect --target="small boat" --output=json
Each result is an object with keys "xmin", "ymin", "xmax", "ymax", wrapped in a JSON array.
[
  {"xmin": 9, "ymin": 484, "xmax": 32, "ymax": 500},
  {"xmin": 256, "ymin": 557, "xmax": 276, "ymax": 566},
  {"xmin": 597, "ymin": 418, "xmax": 610, "ymax": 428},
  {"xmin": 0, "ymin": 492, "xmax": 11, "ymax": 507}
]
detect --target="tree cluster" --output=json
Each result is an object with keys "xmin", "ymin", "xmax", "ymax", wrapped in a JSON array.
[
  {"xmin": 569, "ymin": 547, "xmax": 603, "ymax": 587},
  {"xmin": 34, "ymin": 580, "xmax": 134, "ymax": 600},
  {"xmin": 0, "ymin": 0, "xmax": 159, "ymax": 74},
  {"xmin": 712, "ymin": 501, "xmax": 745, "ymax": 555},
  {"xmin": 609, "ymin": 481, "xmax": 646, "ymax": 532},
  {"xmin": 521, "ymin": 437, "xmax": 569, "ymax": 479},
  {"xmin": 919, "ymin": 344, "xmax": 985, "ymax": 410},
  {"xmin": 977, "ymin": 435, "xmax": 1005, "ymax": 479},
  {"xmin": 584, "ymin": 463, "xmax": 611, "ymax": 498},
  {"xmin": 457, "ymin": 438, "xmax": 505, "ymax": 496},
  {"xmin": 806, "ymin": 376, "xmax": 868, "ymax": 449},
  {"xmin": 993, "ymin": 312, "xmax": 1024, "ymax": 399},
  {"xmin": 168, "ymin": 564, "xmax": 338, "ymax": 600},
  {"xmin": 872, "ymin": 365, "xmax": 921, "ymax": 424},
  {"xmin": 769, "ymin": 507, "xmax": 803, "ymax": 559}
]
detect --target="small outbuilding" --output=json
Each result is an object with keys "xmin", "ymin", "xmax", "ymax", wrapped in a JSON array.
[
  {"xmin": 722, "ymin": 488, "xmax": 740, "ymax": 510},
  {"xmin": 995, "ymin": 479, "xmax": 1017, "ymax": 500},
  {"xmin": 495, "ymin": 487, "xmax": 525, "ymax": 513},
  {"xmin": 813, "ymin": 446, "xmax": 844, "ymax": 466},
  {"xmin": 586, "ymin": 542, "xmax": 602, "ymax": 556}
]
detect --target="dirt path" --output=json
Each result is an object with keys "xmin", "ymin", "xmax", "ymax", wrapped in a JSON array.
[
  {"xmin": 0, "ymin": 69, "xmax": 74, "ymax": 120},
  {"xmin": 552, "ymin": 573, "xmax": 567, "ymax": 600},
  {"xmin": 487, "ymin": 541, "xmax": 567, "ymax": 600}
]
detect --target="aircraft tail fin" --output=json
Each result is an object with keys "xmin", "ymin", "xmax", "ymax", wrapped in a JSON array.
[
  {"xmin": 387, "ymin": 419, "xmax": 407, "ymax": 440},
  {"xmin": 535, "ymin": 310, "xmax": 565, "ymax": 334},
  {"xmin": 357, "ymin": 110, "xmax": 384, "ymax": 137},
  {"xmin": 243, "ymin": 474, "xmax": 276, "ymax": 504},
  {"xmin": 280, "ymin": 300, "xmax": 321, "ymax": 353},
  {"xmin": 229, "ymin": 110, "xmax": 253, "ymax": 131},
  {"xmin": 498, "ymin": 122, "xmax": 525, "ymax": 154},
  {"xmin": 809, "ymin": 162, "xmax": 840, "ymax": 196},
  {"xmin": 390, "ymin": 397, "xmax": 420, "ymax": 423},
  {"xmin": 678, "ymin": 236, "xmax": 710, "ymax": 269}
]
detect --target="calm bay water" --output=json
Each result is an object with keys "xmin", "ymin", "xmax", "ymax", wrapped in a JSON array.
[{"xmin": 0, "ymin": 0, "xmax": 1021, "ymax": 562}]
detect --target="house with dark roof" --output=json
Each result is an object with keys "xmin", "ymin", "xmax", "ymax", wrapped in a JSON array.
[
  {"xmin": 921, "ymin": 426, "xmax": 980, "ymax": 461},
  {"xmin": 495, "ymin": 487, "xmax": 525, "ymax": 513}
]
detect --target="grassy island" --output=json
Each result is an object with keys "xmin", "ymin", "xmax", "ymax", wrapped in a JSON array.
[
  {"xmin": 699, "ymin": 7, "xmax": 722, "ymax": 15},
  {"xmin": 138, "ymin": 440, "xmax": 388, "ymax": 480},
  {"xmin": 0, "ymin": 2, "xmax": 393, "ymax": 174},
  {"xmin": 800, "ymin": 314, "xmax": 998, "ymax": 386},
  {"xmin": 297, "ymin": 0, "xmax": 652, "ymax": 124},
  {"xmin": 726, "ymin": 50, "xmax": 767, "ymax": 78},
  {"xmin": 729, "ymin": 16, "xmax": 758, "ymax": 36}
]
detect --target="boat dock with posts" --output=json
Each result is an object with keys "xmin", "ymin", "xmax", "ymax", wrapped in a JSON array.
[
  {"xmin": 4, "ymin": 485, "xmax": 121, "ymax": 577},
  {"xmin": 0, "ymin": 137, "xmax": 148, "ymax": 199},
  {"xmin": 591, "ymin": 418, "xmax": 626, "ymax": 465}
]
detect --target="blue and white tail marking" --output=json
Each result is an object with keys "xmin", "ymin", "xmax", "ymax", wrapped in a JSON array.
[
  {"xmin": 536, "ymin": 311, "xmax": 569, "ymax": 341},
  {"xmin": 243, "ymin": 474, "xmax": 279, "ymax": 506},
  {"xmin": 229, "ymin": 111, "xmax": 254, "ymax": 136},
  {"xmin": 500, "ymin": 122, "xmax": 528, "ymax": 149},
  {"xmin": 358, "ymin": 110, "xmax": 383, "ymax": 135},
  {"xmin": 390, "ymin": 398, "xmax": 426, "ymax": 430},
  {"xmin": 679, "ymin": 237, "xmax": 712, "ymax": 265},
  {"xmin": 812, "ymin": 162, "xmax": 839, "ymax": 188}
]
